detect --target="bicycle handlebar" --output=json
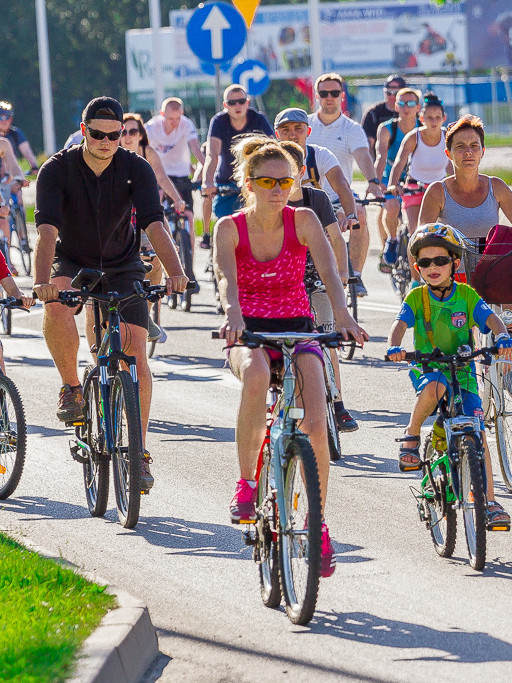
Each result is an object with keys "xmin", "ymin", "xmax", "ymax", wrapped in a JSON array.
[
  {"xmin": 384, "ymin": 345, "xmax": 499, "ymax": 364},
  {"xmin": 212, "ymin": 329, "xmax": 362, "ymax": 349},
  {"xmin": 0, "ymin": 296, "xmax": 29, "ymax": 310}
]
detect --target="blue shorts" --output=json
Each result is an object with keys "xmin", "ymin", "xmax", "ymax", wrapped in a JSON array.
[
  {"xmin": 213, "ymin": 185, "xmax": 242, "ymax": 218},
  {"xmin": 410, "ymin": 370, "xmax": 484, "ymax": 430}
]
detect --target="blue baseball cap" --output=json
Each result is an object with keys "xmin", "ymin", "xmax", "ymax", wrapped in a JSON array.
[{"xmin": 274, "ymin": 108, "xmax": 309, "ymax": 129}]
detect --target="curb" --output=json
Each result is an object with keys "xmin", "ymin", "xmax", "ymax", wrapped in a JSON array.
[{"xmin": 17, "ymin": 538, "xmax": 158, "ymax": 683}]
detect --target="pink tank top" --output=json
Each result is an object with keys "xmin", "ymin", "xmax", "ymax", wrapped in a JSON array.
[{"xmin": 233, "ymin": 206, "xmax": 312, "ymax": 320}]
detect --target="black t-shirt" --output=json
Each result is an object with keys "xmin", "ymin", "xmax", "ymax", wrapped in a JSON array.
[
  {"xmin": 35, "ymin": 146, "xmax": 164, "ymax": 269},
  {"xmin": 361, "ymin": 101, "xmax": 398, "ymax": 142},
  {"xmin": 208, "ymin": 108, "xmax": 274, "ymax": 184}
]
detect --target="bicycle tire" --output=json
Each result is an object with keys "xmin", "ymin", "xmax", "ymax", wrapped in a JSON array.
[
  {"xmin": 0, "ymin": 304, "xmax": 11, "ymax": 336},
  {"xmin": 493, "ymin": 368, "xmax": 512, "ymax": 492},
  {"xmin": 111, "ymin": 370, "xmax": 143, "ymax": 528},
  {"xmin": 423, "ymin": 436, "xmax": 456, "ymax": 557},
  {"xmin": 13, "ymin": 208, "xmax": 31, "ymax": 276},
  {"xmin": 175, "ymin": 225, "xmax": 194, "ymax": 313},
  {"xmin": 339, "ymin": 261, "xmax": 357, "ymax": 361},
  {"xmin": 459, "ymin": 435, "xmax": 487, "ymax": 571},
  {"xmin": 0, "ymin": 373, "xmax": 26, "ymax": 499},
  {"xmin": 278, "ymin": 436, "xmax": 322, "ymax": 625},
  {"xmin": 147, "ymin": 301, "xmax": 159, "ymax": 359},
  {"xmin": 256, "ymin": 443, "xmax": 281, "ymax": 608},
  {"xmin": 390, "ymin": 226, "xmax": 410, "ymax": 301},
  {"xmin": 326, "ymin": 400, "xmax": 341, "ymax": 462},
  {"xmin": 80, "ymin": 365, "xmax": 109, "ymax": 517}
]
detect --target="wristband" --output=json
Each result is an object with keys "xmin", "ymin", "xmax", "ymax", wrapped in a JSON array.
[
  {"xmin": 368, "ymin": 177, "xmax": 380, "ymax": 185},
  {"xmin": 495, "ymin": 333, "xmax": 512, "ymax": 348},
  {"xmin": 387, "ymin": 345, "xmax": 405, "ymax": 356},
  {"xmin": 345, "ymin": 213, "xmax": 357, "ymax": 220}
]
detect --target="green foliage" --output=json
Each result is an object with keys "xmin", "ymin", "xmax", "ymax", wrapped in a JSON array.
[{"xmin": 0, "ymin": 533, "xmax": 115, "ymax": 682}]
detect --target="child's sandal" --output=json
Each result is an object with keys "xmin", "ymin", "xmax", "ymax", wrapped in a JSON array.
[{"xmin": 396, "ymin": 435, "xmax": 422, "ymax": 472}]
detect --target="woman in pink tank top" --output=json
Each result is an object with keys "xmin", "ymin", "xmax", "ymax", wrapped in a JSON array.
[{"xmin": 213, "ymin": 139, "xmax": 368, "ymax": 577}]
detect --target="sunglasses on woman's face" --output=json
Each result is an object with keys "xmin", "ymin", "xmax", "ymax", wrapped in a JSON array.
[
  {"xmin": 121, "ymin": 128, "xmax": 139, "ymax": 137},
  {"xmin": 84, "ymin": 123, "xmax": 123, "ymax": 141},
  {"xmin": 397, "ymin": 100, "xmax": 418, "ymax": 108},
  {"xmin": 249, "ymin": 176, "xmax": 294, "ymax": 190},
  {"xmin": 416, "ymin": 255, "xmax": 453, "ymax": 268}
]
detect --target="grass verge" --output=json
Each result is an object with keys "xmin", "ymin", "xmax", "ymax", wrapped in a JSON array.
[
  {"xmin": 0, "ymin": 532, "xmax": 116, "ymax": 682},
  {"xmin": 486, "ymin": 168, "xmax": 512, "ymax": 186}
]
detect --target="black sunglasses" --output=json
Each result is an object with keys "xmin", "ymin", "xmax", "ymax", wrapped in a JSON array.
[
  {"xmin": 416, "ymin": 255, "xmax": 453, "ymax": 268},
  {"xmin": 226, "ymin": 97, "xmax": 247, "ymax": 106},
  {"xmin": 84, "ymin": 123, "xmax": 123, "ymax": 141},
  {"xmin": 385, "ymin": 89, "xmax": 399, "ymax": 95},
  {"xmin": 121, "ymin": 128, "xmax": 139, "ymax": 137},
  {"xmin": 318, "ymin": 89, "xmax": 341, "ymax": 98}
]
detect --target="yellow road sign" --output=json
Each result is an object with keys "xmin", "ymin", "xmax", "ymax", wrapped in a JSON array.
[{"xmin": 232, "ymin": 0, "xmax": 260, "ymax": 28}]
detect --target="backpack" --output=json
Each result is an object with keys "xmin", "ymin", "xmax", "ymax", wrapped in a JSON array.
[{"xmin": 305, "ymin": 145, "xmax": 321, "ymax": 189}]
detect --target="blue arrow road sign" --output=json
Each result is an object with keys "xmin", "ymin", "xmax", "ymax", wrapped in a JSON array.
[
  {"xmin": 232, "ymin": 60, "xmax": 270, "ymax": 97},
  {"xmin": 187, "ymin": 2, "xmax": 247, "ymax": 64}
]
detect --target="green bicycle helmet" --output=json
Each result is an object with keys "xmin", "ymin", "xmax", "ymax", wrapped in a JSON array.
[{"xmin": 409, "ymin": 222, "xmax": 464, "ymax": 259}]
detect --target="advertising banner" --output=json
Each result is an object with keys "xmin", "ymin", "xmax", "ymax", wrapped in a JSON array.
[{"xmin": 466, "ymin": 0, "xmax": 512, "ymax": 69}]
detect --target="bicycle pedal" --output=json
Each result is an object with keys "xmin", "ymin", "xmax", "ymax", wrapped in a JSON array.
[
  {"xmin": 65, "ymin": 420, "xmax": 85, "ymax": 427},
  {"xmin": 242, "ymin": 528, "xmax": 256, "ymax": 545},
  {"xmin": 487, "ymin": 523, "xmax": 510, "ymax": 532},
  {"xmin": 69, "ymin": 442, "xmax": 88, "ymax": 464},
  {"xmin": 141, "ymin": 488, "xmax": 150, "ymax": 495}
]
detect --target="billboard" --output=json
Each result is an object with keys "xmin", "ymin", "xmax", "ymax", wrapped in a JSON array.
[{"xmin": 466, "ymin": 0, "xmax": 512, "ymax": 69}]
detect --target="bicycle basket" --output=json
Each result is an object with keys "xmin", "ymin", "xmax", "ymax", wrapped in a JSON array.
[{"xmin": 463, "ymin": 226, "xmax": 512, "ymax": 304}]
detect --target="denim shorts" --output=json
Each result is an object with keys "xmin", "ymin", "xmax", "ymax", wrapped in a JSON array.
[{"xmin": 410, "ymin": 369, "xmax": 484, "ymax": 429}]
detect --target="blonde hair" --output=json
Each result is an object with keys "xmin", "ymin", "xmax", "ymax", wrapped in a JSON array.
[
  {"xmin": 231, "ymin": 135, "xmax": 294, "ymax": 207},
  {"xmin": 396, "ymin": 87, "xmax": 421, "ymax": 103},
  {"xmin": 278, "ymin": 140, "xmax": 304, "ymax": 170}
]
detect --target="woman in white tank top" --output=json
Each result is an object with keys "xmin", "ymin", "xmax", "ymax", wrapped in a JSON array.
[{"xmin": 388, "ymin": 93, "xmax": 453, "ymax": 283}]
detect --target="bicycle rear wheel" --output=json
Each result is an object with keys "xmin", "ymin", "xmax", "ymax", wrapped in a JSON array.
[
  {"xmin": 0, "ymin": 303, "xmax": 11, "ymax": 336},
  {"xmin": 256, "ymin": 443, "xmax": 281, "ymax": 608},
  {"xmin": 339, "ymin": 261, "xmax": 357, "ymax": 361},
  {"xmin": 175, "ymin": 225, "xmax": 194, "ymax": 312},
  {"xmin": 0, "ymin": 373, "xmax": 26, "ymax": 499},
  {"xmin": 493, "ymin": 367, "xmax": 512, "ymax": 492},
  {"xmin": 111, "ymin": 370, "xmax": 143, "ymax": 528},
  {"xmin": 459, "ymin": 435, "xmax": 487, "ymax": 571},
  {"xmin": 12, "ymin": 208, "xmax": 31, "ymax": 276},
  {"xmin": 423, "ymin": 437, "xmax": 456, "ymax": 557},
  {"xmin": 390, "ymin": 226, "xmax": 410, "ymax": 301},
  {"xmin": 80, "ymin": 365, "xmax": 109, "ymax": 517},
  {"xmin": 326, "ymin": 400, "xmax": 341, "ymax": 462},
  {"xmin": 278, "ymin": 436, "xmax": 322, "ymax": 625},
  {"xmin": 147, "ymin": 301, "xmax": 159, "ymax": 359}
]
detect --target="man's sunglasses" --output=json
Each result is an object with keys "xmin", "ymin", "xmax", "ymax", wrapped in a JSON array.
[
  {"xmin": 121, "ymin": 128, "xmax": 139, "ymax": 137},
  {"xmin": 416, "ymin": 256, "xmax": 453, "ymax": 268},
  {"xmin": 0, "ymin": 114, "xmax": 11, "ymax": 121},
  {"xmin": 397, "ymin": 100, "xmax": 418, "ymax": 108},
  {"xmin": 318, "ymin": 89, "xmax": 341, "ymax": 98},
  {"xmin": 249, "ymin": 176, "xmax": 294, "ymax": 190},
  {"xmin": 83, "ymin": 123, "xmax": 123, "ymax": 141},
  {"xmin": 385, "ymin": 89, "xmax": 399, "ymax": 95},
  {"xmin": 226, "ymin": 97, "xmax": 247, "ymax": 106}
]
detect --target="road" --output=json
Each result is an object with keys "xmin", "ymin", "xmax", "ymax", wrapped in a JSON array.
[{"xmin": 2, "ymin": 203, "xmax": 512, "ymax": 682}]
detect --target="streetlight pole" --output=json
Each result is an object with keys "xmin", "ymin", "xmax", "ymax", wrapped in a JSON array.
[
  {"xmin": 308, "ymin": 0, "xmax": 322, "ymax": 105},
  {"xmin": 149, "ymin": 0, "xmax": 164, "ymax": 113},
  {"xmin": 35, "ymin": 0, "xmax": 56, "ymax": 155}
]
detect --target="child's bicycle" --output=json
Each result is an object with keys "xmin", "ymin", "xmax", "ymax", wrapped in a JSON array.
[
  {"xmin": 215, "ymin": 329, "xmax": 349, "ymax": 624},
  {"xmin": 386, "ymin": 344, "xmax": 509, "ymax": 572},
  {"xmin": 0, "ymin": 297, "xmax": 28, "ymax": 499}
]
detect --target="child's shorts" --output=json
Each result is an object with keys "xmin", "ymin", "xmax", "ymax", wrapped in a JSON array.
[{"xmin": 410, "ymin": 369, "xmax": 485, "ymax": 430}]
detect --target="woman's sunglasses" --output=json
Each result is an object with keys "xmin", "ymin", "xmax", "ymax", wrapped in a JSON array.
[
  {"xmin": 397, "ymin": 100, "xmax": 418, "ymax": 108},
  {"xmin": 249, "ymin": 176, "xmax": 294, "ymax": 190},
  {"xmin": 84, "ymin": 123, "xmax": 123, "ymax": 141},
  {"xmin": 416, "ymin": 256, "xmax": 453, "ymax": 268},
  {"xmin": 121, "ymin": 128, "xmax": 140, "ymax": 137}
]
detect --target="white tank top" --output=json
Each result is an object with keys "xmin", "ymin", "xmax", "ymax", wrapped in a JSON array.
[{"xmin": 408, "ymin": 129, "xmax": 447, "ymax": 184}]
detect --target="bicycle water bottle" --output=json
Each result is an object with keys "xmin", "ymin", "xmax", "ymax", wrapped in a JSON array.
[{"xmin": 431, "ymin": 416, "xmax": 447, "ymax": 452}]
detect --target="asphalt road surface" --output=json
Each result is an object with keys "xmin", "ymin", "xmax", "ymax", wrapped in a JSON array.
[{"xmin": 2, "ymin": 201, "xmax": 512, "ymax": 682}]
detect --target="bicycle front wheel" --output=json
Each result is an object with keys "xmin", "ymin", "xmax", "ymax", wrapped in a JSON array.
[
  {"xmin": 459, "ymin": 435, "xmax": 487, "ymax": 571},
  {"xmin": 390, "ymin": 227, "xmax": 410, "ymax": 301},
  {"xmin": 493, "ymin": 367, "xmax": 512, "ymax": 492},
  {"xmin": 111, "ymin": 370, "xmax": 143, "ymax": 528},
  {"xmin": 256, "ymin": 443, "xmax": 281, "ymax": 608},
  {"xmin": 147, "ymin": 301, "xmax": 159, "ymax": 359},
  {"xmin": 0, "ymin": 304, "xmax": 11, "ymax": 336},
  {"xmin": 278, "ymin": 436, "xmax": 322, "ymax": 625},
  {"xmin": 339, "ymin": 261, "xmax": 357, "ymax": 361},
  {"xmin": 0, "ymin": 373, "xmax": 26, "ymax": 499},
  {"xmin": 12, "ymin": 208, "xmax": 31, "ymax": 276},
  {"xmin": 81, "ymin": 365, "xmax": 109, "ymax": 517},
  {"xmin": 423, "ymin": 437, "xmax": 456, "ymax": 557},
  {"xmin": 326, "ymin": 400, "xmax": 341, "ymax": 462},
  {"xmin": 175, "ymin": 226, "xmax": 194, "ymax": 312}
]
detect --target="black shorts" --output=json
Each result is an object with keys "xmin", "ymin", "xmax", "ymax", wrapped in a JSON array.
[
  {"xmin": 168, "ymin": 176, "xmax": 193, "ymax": 211},
  {"xmin": 51, "ymin": 256, "xmax": 149, "ymax": 330}
]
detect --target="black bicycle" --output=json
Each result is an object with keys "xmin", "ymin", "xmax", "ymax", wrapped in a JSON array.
[
  {"xmin": 163, "ymin": 202, "xmax": 196, "ymax": 312},
  {"xmin": 140, "ymin": 246, "xmax": 161, "ymax": 359},
  {"xmin": 0, "ymin": 298, "xmax": 28, "ymax": 499},
  {"xmin": 45, "ymin": 270, "xmax": 169, "ymax": 528}
]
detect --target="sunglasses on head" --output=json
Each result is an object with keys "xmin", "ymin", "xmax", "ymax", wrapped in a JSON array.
[
  {"xmin": 121, "ymin": 128, "xmax": 139, "ymax": 137},
  {"xmin": 416, "ymin": 255, "xmax": 453, "ymax": 268},
  {"xmin": 226, "ymin": 97, "xmax": 247, "ymax": 106},
  {"xmin": 249, "ymin": 176, "xmax": 294, "ymax": 190},
  {"xmin": 83, "ymin": 123, "xmax": 123, "ymax": 141},
  {"xmin": 398, "ymin": 100, "xmax": 418, "ymax": 108},
  {"xmin": 318, "ymin": 89, "xmax": 341, "ymax": 98}
]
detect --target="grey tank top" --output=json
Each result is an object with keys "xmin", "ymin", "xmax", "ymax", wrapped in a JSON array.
[{"xmin": 438, "ymin": 177, "xmax": 499, "ymax": 239}]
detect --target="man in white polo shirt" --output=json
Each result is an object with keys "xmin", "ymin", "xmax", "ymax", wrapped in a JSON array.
[
  {"xmin": 308, "ymin": 73, "xmax": 383, "ymax": 297},
  {"xmin": 145, "ymin": 97, "xmax": 205, "ymax": 234}
]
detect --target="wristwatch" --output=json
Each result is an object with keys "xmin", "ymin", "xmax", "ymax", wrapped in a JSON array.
[
  {"xmin": 368, "ymin": 177, "xmax": 380, "ymax": 185},
  {"xmin": 346, "ymin": 213, "xmax": 357, "ymax": 220}
]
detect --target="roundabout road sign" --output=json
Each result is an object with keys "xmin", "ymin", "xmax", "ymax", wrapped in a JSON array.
[
  {"xmin": 186, "ymin": 2, "xmax": 247, "ymax": 64},
  {"xmin": 232, "ymin": 60, "xmax": 270, "ymax": 97}
]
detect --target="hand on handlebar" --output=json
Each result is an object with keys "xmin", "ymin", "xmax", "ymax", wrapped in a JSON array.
[
  {"xmin": 219, "ymin": 313, "xmax": 245, "ymax": 346},
  {"xmin": 366, "ymin": 181, "xmax": 384, "ymax": 199},
  {"xmin": 386, "ymin": 345, "xmax": 407, "ymax": 362},
  {"xmin": 387, "ymin": 184, "xmax": 402, "ymax": 197},
  {"xmin": 32, "ymin": 283, "xmax": 60, "ymax": 302},
  {"xmin": 165, "ymin": 275, "xmax": 188, "ymax": 295},
  {"xmin": 175, "ymin": 198, "xmax": 186, "ymax": 215},
  {"xmin": 336, "ymin": 310, "xmax": 369, "ymax": 347}
]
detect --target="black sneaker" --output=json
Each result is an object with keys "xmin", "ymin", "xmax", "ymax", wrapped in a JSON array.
[
  {"xmin": 335, "ymin": 407, "xmax": 359, "ymax": 432},
  {"xmin": 56, "ymin": 384, "xmax": 85, "ymax": 422},
  {"xmin": 200, "ymin": 233, "xmax": 211, "ymax": 249},
  {"xmin": 140, "ymin": 451, "xmax": 154, "ymax": 490}
]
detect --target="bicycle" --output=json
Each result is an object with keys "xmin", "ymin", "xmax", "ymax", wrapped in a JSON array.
[
  {"xmin": 43, "ymin": 269, "xmax": 168, "ymax": 528},
  {"xmin": 163, "ymin": 202, "xmax": 196, "ymax": 312},
  {"xmin": 387, "ymin": 344, "xmax": 507, "ymax": 572},
  {"xmin": 0, "ymin": 298, "xmax": 28, "ymax": 500},
  {"xmin": 216, "ymin": 329, "xmax": 349, "ymax": 624},
  {"xmin": 0, "ymin": 176, "xmax": 31, "ymax": 277},
  {"xmin": 140, "ymin": 246, "xmax": 162, "ymax": 359}
]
